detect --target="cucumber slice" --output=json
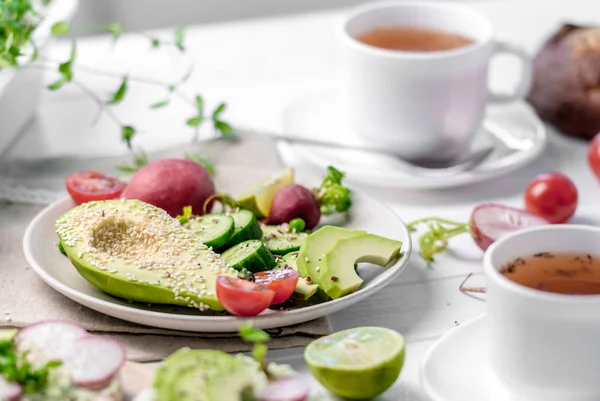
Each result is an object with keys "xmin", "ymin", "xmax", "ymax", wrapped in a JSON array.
[
  {"xmin": 186, "ymin": 214, "xmax": 234, "ymax": 249},
  {"xmin": 262, "ymin": 225, "xmax": 308, "ymax": 255},
  {"xmin": 277, "ymin": 252, "xmax": 319, "ymax": 301},
  {"xmin": 223, "ymin": 210, "xmax": 263, "ymax": 249},
  {"xmin": 221, "ymin": 240, "xmax": 276, "ymax": 273}
]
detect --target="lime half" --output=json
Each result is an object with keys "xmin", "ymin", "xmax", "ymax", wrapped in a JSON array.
[
  {"xmin": 236, "ymin": 168, "xmax": 294, "ymax": 219},
  {"xmin": 304, "ymin": 327, "xmax": 405, "ymax": 400}
]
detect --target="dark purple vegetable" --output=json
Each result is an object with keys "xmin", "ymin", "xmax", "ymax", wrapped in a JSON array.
[
  {"xmin": 527, "ymin": 24, "xmax": 600, "ymax": 139},
  {"xmin": 264, "ymin": 184, "xmax": 321, "ymax": 230}
]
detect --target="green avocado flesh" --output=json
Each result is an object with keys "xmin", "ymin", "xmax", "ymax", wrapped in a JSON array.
[
  {"xmin": 320, "ymin": 234, "xmax": 402, "ymax": 299},
  {"xmin": 296, "ymin": 226, "xmax": 365, "ymax": 285},
  {"xmin": 154, "ymin": 348, "xmax": 264, "ymax": 401},
  {"xmin": 277, "ymin": 252, "xmax": 318, "ymax": 301},
  {"xmin": 55, "ymin": 199, "xmax": 238, "ymax": 312}
]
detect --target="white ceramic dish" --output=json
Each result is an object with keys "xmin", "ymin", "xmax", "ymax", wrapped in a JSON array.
[
  {"xmin": 419, "ymin": 314, "xmax": 515, "ymax": 401},
  {"xmin": 23, "ymin": 169, "xmax": 411, "ymax": 333},
  {"xmin": 278, "ymin": 89, "xmax": 546, "ymax": 189}
]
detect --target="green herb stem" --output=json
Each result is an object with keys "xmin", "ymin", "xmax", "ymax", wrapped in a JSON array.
[{"xmin": 407, "ymin": 217, "xmax": 472, "ymax": 263}]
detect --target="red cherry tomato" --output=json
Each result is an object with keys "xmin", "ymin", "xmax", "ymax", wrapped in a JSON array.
[
  {"xmin": 254, "ymin": 269, "xmax": 300, "ymax": 305},
  {"xmin": 588, "ymin": 133, "xmax": 600, "ymax": 180},
  {"xmin": 524, "ymin": 172, "xmax": 578, "ymax": 224},
  {"xmin": 216, "ymin": 276, "xmax": 275, "ymax": 317},
  {"xmin": 65, "ymin": 171, "xmax": 126, "ymax": 205}
]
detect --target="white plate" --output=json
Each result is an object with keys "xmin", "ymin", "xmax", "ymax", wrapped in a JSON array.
[
  {"xmin": 419, "ymin": 314, "xmax": 514, "ymax": 401},
  {"xmin": 278, "ymin": 89, "xmax": 546, "ymax": 189},
  {"xmin": 23, "ymin": 169, "xmax": 411, "ymax": 333}
]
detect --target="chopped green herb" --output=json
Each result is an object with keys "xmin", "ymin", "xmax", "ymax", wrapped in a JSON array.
[
  {"xmin": 0, "ymin": 340, "xmax": 61, "ymax": 394},
  {"xmin": 314, "ymin": 166, "xmax": 352, "ymax": 215},
  {"xmin": 176, "ymin": 206, "xmax": 193, "ymax": 225}
]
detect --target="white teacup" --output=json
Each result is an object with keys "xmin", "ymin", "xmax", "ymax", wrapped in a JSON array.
[
  {"xmin": 339, "ymin": 1, "xmax": 531, "ymax": 162},
  {"xmin": 484, "ymin": 225, "xmax": 600, "ymax": 401}
]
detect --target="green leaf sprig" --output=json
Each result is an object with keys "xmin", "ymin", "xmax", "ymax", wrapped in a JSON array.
[
  {"xmin": 1, "ymin": 5, "xmax": 234, "ymax": 166},
  {"xmin": 239, "ymin": 323, "xmax": 271, "ymax": 379},
  {"xmin": 314, "ymin": 166, "xmax": 352, "ymax": 216},
  {"xmin": 0, "ymin": 340, "xmax": 61, "ymax": 394},
  {"xmin": 407, "ymin": 217, "xmax": 472, "ymax": 263}
]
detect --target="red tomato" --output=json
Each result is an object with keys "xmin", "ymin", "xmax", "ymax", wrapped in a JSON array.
[
  {"xmin": 216, "ymin": 276, "xmax": 274, "ymax": 317},
  {"xmin": 65, "ymin": 171, "xmax": 126, "ymax": 205},
  {"xmin": 254, "ymin": 269, "xmax": 300, "ymax": 305},
  {"xmin": 524, "ymin": 173, "xmax": 578, "ymax": 224},
  {"xmin": 588, "ymin": 133, "xmax": 600, "ymax": 180}
]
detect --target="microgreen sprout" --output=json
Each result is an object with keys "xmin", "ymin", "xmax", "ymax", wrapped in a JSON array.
[
  {"xmin": 407, "ymin": 217, "xmax": 472, "ymax": 263},
  {"xmin": 239, "ymin": 323, "xmax": 272, "ymax": 379},
  {"xmin": 176, "ymin": 206, "xmax": 193, "ymax": 225},
  {"xmin": 314, "ymin": 166, "xmax": 352, "ymax": 216}
]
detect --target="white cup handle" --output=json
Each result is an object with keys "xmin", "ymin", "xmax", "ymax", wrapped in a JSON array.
[{"xmin": 488, "ymin": 41, "xmax": 532, "ymax": 103}]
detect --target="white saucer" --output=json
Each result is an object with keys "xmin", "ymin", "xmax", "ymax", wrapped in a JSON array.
[
  {"xmin": 278, "ymin": 89, "xmax": 546, "ymax": 189},
  {"xmin": 419, "ymin": 314, "xmax": 515, "ymax": 401}
]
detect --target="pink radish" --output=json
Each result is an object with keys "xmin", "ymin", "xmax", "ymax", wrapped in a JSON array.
[
  {"xmin": 15, "ymin": 320, "xmax": 89, "ymax": 363},
  {"xmin": 258, "ymin": 377, "xmax": 310, "ymax": 401},
  {"xmin": 0, "ymin": 376, "xmax": 22, "ymax": 401},
  {"xmin": 64, "ymin": 337, "xmax": 126, "ymax": 388},
  {"xmin": 469, "ymin": 204, "xmax": 549, "ymax": 251},
  {"xmin": 408, "ymin": 204, "xmax": 550, "ymax": 263}
]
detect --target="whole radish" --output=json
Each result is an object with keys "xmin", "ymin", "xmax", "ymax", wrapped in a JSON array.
[
  {"xmin": 265, "ymin": 166, "xmax": 351, "ymax": 229},
  {"xmin": 123, "ymin": 158, "xmax": 215, "ymax": 217},
  {"xmin": 409, "ymin": 204, "xmax": 549, "ymax": 263},
  {"xmin": 265, "ymin": 184, "xmax": 321, "ymax": 230}
]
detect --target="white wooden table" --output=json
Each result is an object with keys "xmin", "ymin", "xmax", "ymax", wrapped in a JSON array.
[{"xmin": 5, "ymin": 0, "xmax": 600, "ymax": 399}]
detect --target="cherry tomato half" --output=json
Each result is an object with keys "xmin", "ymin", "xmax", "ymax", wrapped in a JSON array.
[
  {"xmin": 65, "ymin": 171, "xmax": 126, "ymax": 205},
  {"xmin": 588, "ymin": 133, "xmax": 600, "ymax": 180},
  {"xmin": 524, "ymin": 172, "xmax": 578, "ymax": 224},
  {"xmin": 216, "ymin": 276, "xmax": 274, "ymax": 317},
  {"xmin": 254, "ymin": 269, "xmax": 300, "ymax": 305}
]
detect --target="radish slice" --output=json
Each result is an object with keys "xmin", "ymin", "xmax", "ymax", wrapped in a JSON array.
[
  {"xmin": 470, "ymin": 204, "xmax": 549, "ymax": 251},
  {"xmin": 0, "ymin": 376, "xmax": 22, "ymax": 401},
  {"xmin": 258, "ymin": 377, "xmax": 310, "ymax": 401},
  {"xmin": 64, "ymin": 337, "xmax": 126, "ymax": 388},
  {"xmin": 15, "ymin": 320, "xmax": 88, "ymax": 363}
]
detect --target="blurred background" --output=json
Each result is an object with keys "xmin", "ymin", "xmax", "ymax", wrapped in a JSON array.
[{"xmin": 71, "ymin": 0, "xmax": 478, "ymax": 32}]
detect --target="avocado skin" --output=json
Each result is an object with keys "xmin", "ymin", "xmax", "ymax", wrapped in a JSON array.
[{"xmin": 56, "ymin": 199, "xmax": 237, "ymax": 312}]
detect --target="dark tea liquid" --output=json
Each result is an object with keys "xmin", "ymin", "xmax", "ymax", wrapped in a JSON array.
[
  {"xmin": 356, "ymin": 27, "xmax": 474, "ymax": 52},
  {"xmin": 500, "ymin": 252, "xmax": 600, "ymax": 295}
]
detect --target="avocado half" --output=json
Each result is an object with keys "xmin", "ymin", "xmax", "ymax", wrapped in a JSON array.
[{"xmin": 55, "ymin": 199, "xmax": 238, "ymax": 311}]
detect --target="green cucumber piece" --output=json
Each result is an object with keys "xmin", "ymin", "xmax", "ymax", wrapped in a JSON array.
[
  {"xmin": 277, "ymin": 252, "xmax": 318, "ymax": 301},
  {"xmin": 262, "ymin": 225, "xmax": 308, "ymax": 255},
  {"xmin": 223, "ymin": 210, "xmax": 263, "ymax": 249},
  {"xmin": 221, "ymin": 240, "xmax": 275, "ymax": 273},
  {"xmin": 186, "ymin": 214, "xmax": 234, "ymax": 248}
]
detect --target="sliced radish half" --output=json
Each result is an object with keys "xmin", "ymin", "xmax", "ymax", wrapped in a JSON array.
[
  {"xmin": 258, "ymin": 377, "xmax": 310, "ymax": 401},
  {"xmin": 0, "ymin": 376, "xmax": 22, "ymax": 401},
  {"xmin": 469, "ymin": 204, "xmax": 550, "ymax": 251},
  {"xmin": 15, "ymin": 320, "xmax": 89, "ymax": 363},
  {"xmin": 64, "ymin": 337, "xmax": 126, "ymax": 388}
]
